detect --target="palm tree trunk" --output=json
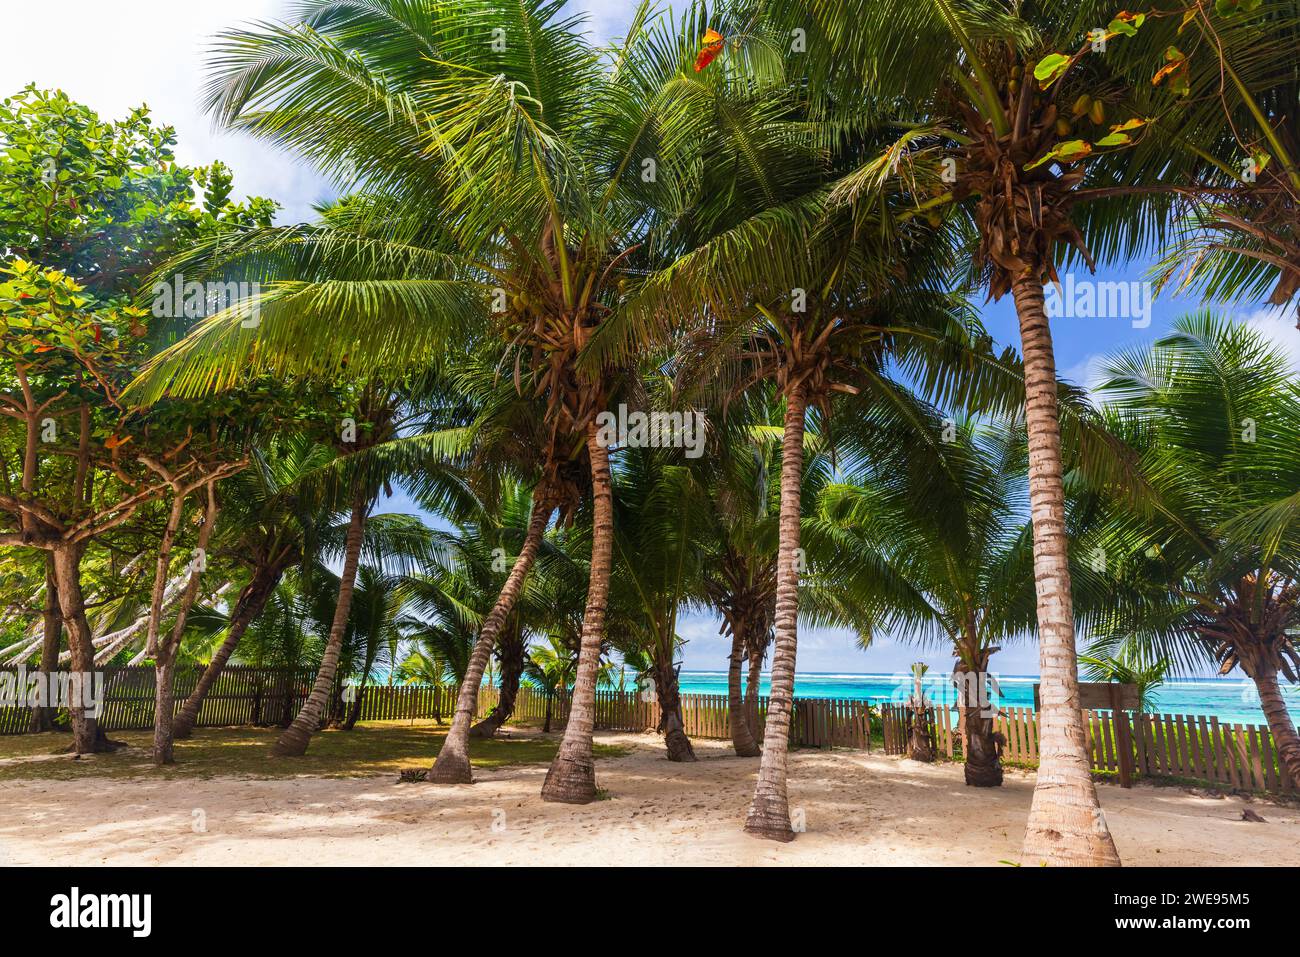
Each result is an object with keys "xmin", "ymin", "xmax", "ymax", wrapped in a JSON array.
[
  {"xmin": 956, "ymin": 647, "xmax": 1003, "ymax": 787},
  {"xmin": 728, "ymin": 628, "xmax": 760, "ymax": 756},
  {"xmin": 174, "ymin": 564, "xmax": 283, "ymax": 739},
  {"xmin": 744, "ymin": 383, "xmax": 807, "ymax": 841},
  {"xmin": 429, "ymin": 497, "xmax": 553, "ymax": 782},
  {"xmin": 1013, "ymin": 277, "xmax": 1120, "ymax": 866},
  {"xmin": 273, "ymin": 490, "xmax": 369, "ymax": 756},
  {"xmin": 962, "ymin": 705, "xmax": 1003, "ymax": 786},
  {"xmin": 470, "ymin": 624, "xmax": 526, "ymax": 739},
  {"xmin": 653, "ymin": 649, "xmax": 696, "ymax": 762},
  {"xmin": 1253, "ymin": 668, "xmax": 1300, "ymax": 789},
  {"xmin": 29, "ymin": 555, "xmax": 61, "ymax": 733},
  {"xmin": 746, "ymin": 643, "xmax": 763, "ymax": 739},
  {"xmin": 342, "ymin": 665, "xmax": 373, "ymax": 731},
  {"xmin": 541, "ymin": 423, "xmax": 614, "ymax": 804}
]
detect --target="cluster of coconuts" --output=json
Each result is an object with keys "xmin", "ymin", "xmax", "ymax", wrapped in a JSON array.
[{"xmin": 1005, "ymin": 62, "xmax": 1108, "ymax": 138}]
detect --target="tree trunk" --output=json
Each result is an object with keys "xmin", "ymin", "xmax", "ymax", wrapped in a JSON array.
[
  {"xmin": 1253, "ymin": 668, "xmax": 1300, "ymax": 790},
  {"xmin": 962, "ymin": 704, "xmax": 1004, "ymax": 785},
  {"xmin": 273, "ymin": 491, "xmax": 369, "ymax": 756},
  {"xmin": 1013, "ymin": 277, "xmax": 1120, "ymax": 866},
  {"xmin": 429, "ymin": 498, "xmax": 553, "ymax": 782},
  {"xmin": 153, "ymin": 656, "xmax": 176, "ymax": 765},
  {"xmin": 29, "ymin": 555, "xmax": 61, "ymax": 733},
  {"xmin": 150, "ymin": 485, "xmax": 218, "ymax": 766},
  {"xmin": 543, "ymin": 693, "xmax": 553, "ymax": 733},
  {"xmin": 470, "ymin": 624, "xmax": 526, "ymax": 739},
  {"xmin": 173, "ymin": 564, "xmax": 282, "ymax": 739},
  {"xmin": 908, "ymin": 706, "xmax": 936, "ymax": 762},
  {"xmin": 653, "ymin": 651, "xmax": 696, "ymax": 762},
  {"xmin": 746, "ymin": 643, "xmax": 763, "ymax": 740},
  {"xmin": 50, "ymin": 544, "xmax": 109, "ymax": 754},
  {"xmin": 728, "ymin": 629, "xmax": 761, "ymax": 756},
  {"xmin": 342, "ymin": 669, "xmax": 371, "ymax": 731},
  {"xmin": 956, "ymin": 649, "xmax": 1003, "ymax": 787},
  {"xmin": 744, "ymin": 384, "xmax": 806, "ymax": 841},
  {"xmin": 541, "ymin": 423, "xmax": 613, "ymax": 804}
]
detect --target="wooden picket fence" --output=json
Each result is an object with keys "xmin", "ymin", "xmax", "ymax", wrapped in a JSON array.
[
  {"xmin": 0, "ymin": 666, "xmax": 869, "ymax": 749},
  {"xmin": 0, "ymin": 666, "xmax": 460, "ymax": 735},
  {"xmin": 9, "ymin": 664, "xmax": 1289, "ymax": 795},
  {"xmin": 881, "ymin": 703, "xmax": 1298, "ymax": 795}
]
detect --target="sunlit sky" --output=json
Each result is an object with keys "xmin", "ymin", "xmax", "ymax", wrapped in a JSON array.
[{"xmin": 5, "ymin": 1, "xmax": 1296, "ymax": 676}]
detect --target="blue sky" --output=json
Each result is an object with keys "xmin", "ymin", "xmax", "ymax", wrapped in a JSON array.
[{"xmin": 6, "ymin": 1, "xmax": 1297, "ymax": 676}]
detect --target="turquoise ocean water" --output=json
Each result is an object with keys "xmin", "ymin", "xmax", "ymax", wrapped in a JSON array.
[{"xmin": 675, "ymin": 671, "xmax": 1300, "ymax": 726}]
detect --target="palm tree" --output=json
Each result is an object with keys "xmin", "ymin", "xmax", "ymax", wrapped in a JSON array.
[
  {"xmin": 132, "ymin": 0, "xmax": 775, "ymax": 804},
  {"xmin": 1114, "ymin": 2, "xmax": 1300, "ymax": 319},
  {"xmin": 610, "ymin": 440, "xmax": 712, "ymax": 761},
  {"xmin": 697, "ymin": 408, "xmax": 780, "ymax": 757},
  {"xmin": 332, "ymin": 566, "xmax": 411, "ymax": 731},
  {"xmin": 523, "ymin": 634, "xmax": 580, "ymax": 734},
  {"xmin": 1088, "ymin": 312, "xmax": 1300, "ymax": 788},
  {"xmin": 407, "ymin": 476, "xmax": 559, "ymax": 756},
  {"xmin": 271, "ymin": 383, "xmax": 453, "ymax": 755},
  {"xmin": 638, "ymin": 155, "xmax": 1002, "ymax": 838},
  {"xmin": 1079, "ymin": 647, "xmax": 1170, "ymax": 714},
  {"xmin": 762, "ymin": 0, "xmax": 1209, "ymax": 864},
  {"xmin": 816, "ymin": 418, "xmax": 1041, "ymax": 786},
  {"xmin": 172, "ymin": 436, "xmax": 335, "ymax": 738}
]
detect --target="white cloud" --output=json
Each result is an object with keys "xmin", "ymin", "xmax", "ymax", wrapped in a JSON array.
[
  {"xmin": 1059, "ymin": 352, "xmax": 1110, "ymax": 394},
  {"xmin": 3, "ymin": 1, "xmax": 330, "ymax": 222},
  {"xmin": 4, "ymin": 2, "xmax": 641, "ymax": 222},
  {"xmin": 1238, "ymin": 305, "xmax": 1300, "ymax": 373}
]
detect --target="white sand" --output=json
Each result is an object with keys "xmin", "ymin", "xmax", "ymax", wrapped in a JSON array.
[{"xmin": 1, "ymin": 732, "xmax": 1297, "ymax": 866}]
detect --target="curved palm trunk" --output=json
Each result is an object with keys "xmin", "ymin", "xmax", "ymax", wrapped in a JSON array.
[
  {"xmin": 174, "ymin": 564, "xmax": 283, "ymax": 739},
  {"xmin": 30, "ymin": 556, "xmax": 61, "ymax": 733},
  {"xmin": 470, "ymin": 624, "xmax": 526, "ymax": 739},
  {"xmin": 1013, "ymin": 279, "xmax": 1120, "ymax": 866},
  {"xmin": 273, "ymin": 491, "xmax": 369, "ymax": 757},
  {"xmin": 1252, "ymin": 668, "xmax": 1300, "ymax": 789},
  {"xmin": 728, "ymin": 629, "xmax": 761, "ymax": 757},
  {"xmin": 654, "ymin": 653, "xmax": 696, "ymax": 762},
  {"xmin": 541, "ymin": 424, "xmax": 614, "ymax": 804},
  {"xmin": 430, "ymin": 499, "xmax": 553, "ymax": 782},
  {"xmin": 744, "ymin": 385, "xmax": 807, "ymax": 841}
]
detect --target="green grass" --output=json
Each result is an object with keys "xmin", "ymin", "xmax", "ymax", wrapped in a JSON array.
[{"xmin": 0, "ymin": 720, "xmax": 632, "ymax": 782}]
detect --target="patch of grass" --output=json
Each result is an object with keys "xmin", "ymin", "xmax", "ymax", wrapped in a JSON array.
[{"xmin": 0, "ymin": 721, "xmax": 632, "ymax": 782}]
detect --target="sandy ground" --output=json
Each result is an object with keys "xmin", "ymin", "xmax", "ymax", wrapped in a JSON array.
[{"xmin": 1, "ymin": 732, "xmax": 1297, "ymax": 866}]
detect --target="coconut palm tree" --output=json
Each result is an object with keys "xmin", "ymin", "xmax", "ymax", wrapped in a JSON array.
[
  {"xmin": 815, "ymin": 418, "xmax": 1041, "ymax": 786},
  {"xmin": 425, "ymin": 368, "xmax": 585, "ymax": 781},
  {"xmin": 131, "ymin": 0, "xmax": 793, "ymax": 803},
  {"xmin": 1087, "ymin": 312, "xmax": 1300, "ymax": 788},
  {"xmin": 635, "ymin": 154, "xmax": 1005, "ymax": 838},
  {"xmin": 751, "ymin": 0, "xmax": 1209, "ymax": 863},
  {"xmin": 333, "ymin": 566, "xmax": 413, "ymax": 731},
  {"xmin": 172, "ymin": 436, "xmax": 335, "ymax": 738},
  {"xmin": 1109, "ymin": 2, "xmax": 1300, "ymax": 318},
  {"xmin": 1079, "ymin": 647, "xmax": 1170, "ymax": 714},
  {"xmin": 523, "ymin": 634, "xmax": 580, "ymax": 734},
  {"xmin": 409, "ymin": 476, "xmax": 559, "ymax": 755},
  {"xmin": 609, "ymin": 440, "xmax": 713, "ymax": 761}
]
